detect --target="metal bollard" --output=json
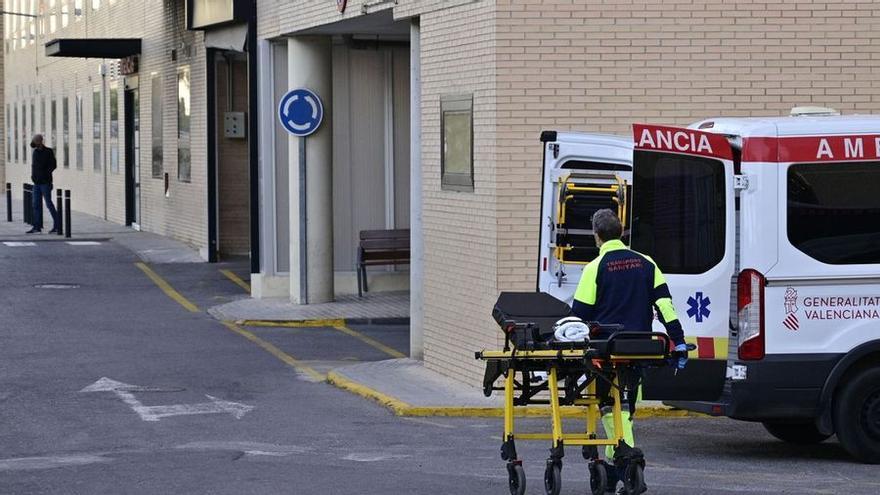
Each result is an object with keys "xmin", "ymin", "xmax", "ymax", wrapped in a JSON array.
[
  {"xmin": 64, "ymin": 190, "xmax": 72, "ymax": 238},
  {"xmin": 6, "ymin": 183, "xmax": 11, "ymax": 222},
  {"xmin": 23, "ymin": 184, "xmax": 32, "ymax": 225},
  {"xmin": 56, "ymin": 188, "xmax": 64, "ymax": 235}
]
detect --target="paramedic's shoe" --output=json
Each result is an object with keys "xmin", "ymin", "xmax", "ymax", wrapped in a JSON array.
[{"xmin": 26, "ymin": 227, "xmax": 41, "ymax": 234}]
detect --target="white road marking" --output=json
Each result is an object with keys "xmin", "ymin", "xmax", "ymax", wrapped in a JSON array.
[
  {"xmin": 3, "ymin": 242, "xmax": 36, "ymax": 247},
  {"xmin": 0, "ymin": 454, "xmax": 110, "ymax": 471},
  {"xmin": 66, "ymin": 241, "xmax": 102, "ymax": 246},
  {"xmin": 176, "ymin": 441, "xmax": 312, "ymax": 457},
  {"xmin": 342, "ymin": 453, "xmax": 411, "ymax": 462},
  {"xmin": 80, "ymin": 377, "xmax": 254, "ymax": 422}
]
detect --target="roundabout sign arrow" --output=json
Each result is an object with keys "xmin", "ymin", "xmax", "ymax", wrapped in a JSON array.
[{"xmin": 278, "ymin": 88, "xmax": 324, "ymax": 137}]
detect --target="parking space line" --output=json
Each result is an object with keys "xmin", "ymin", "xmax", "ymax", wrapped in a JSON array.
[
  {"xmin": 220, "ymin": 321, "xmax": 326, "ymax": 382},
  {"xmin": 241, "ymin": 319, "xmax": 406, "ymax": 359},
  {"xmin": 219, "ymin": 269, "xmax": 251, "ymax": 293},
  {"xmin": 135, "ymin": 262, "xmax": 200, "ymax": 313}
]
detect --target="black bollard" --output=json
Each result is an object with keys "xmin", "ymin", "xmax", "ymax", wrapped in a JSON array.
[
  {"xmin": 23, "ymin": 184, "xmax": 32, "ymax": 225},
  {"xmin": 64, "ymin": 190, "xmax": 72, "ymax": 238},
  {"xmin": 56, "ymin": 188, "xmax": 64, "ymax": 235},
  {"xmin": 6, "ymin": 183, "xmax": 11, "ymax": 222}
]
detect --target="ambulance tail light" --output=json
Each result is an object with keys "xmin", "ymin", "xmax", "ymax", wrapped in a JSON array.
[{"xmin": 737, "ymin": 269, "xmax": 765, "ymax": 361}]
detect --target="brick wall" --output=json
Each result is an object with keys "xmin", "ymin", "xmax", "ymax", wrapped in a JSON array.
[{"xmin": 3, "ymin": 0, "xmax": 207, "ymax": 250}]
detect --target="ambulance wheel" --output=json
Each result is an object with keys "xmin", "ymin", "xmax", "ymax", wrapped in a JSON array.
[
  {"xmin": 543, "ymin": 462, "xmax": 561, "ymax": 495},
  {"xmin": 507, "ymin": 462, "xmax": 526, "ymax": 495},
  {"xmin": 621, "ymin": 463, "xmax": 645, "ymax": 495},
  {"xmin": 834, "ymin": 366, "xmax": 880, "ymax": 464},
  {"xmin": 762, "ymin": 421, "xmax": 831, "ymax": 445},
  {"xmin": 588, "ymin": 461, "xmax": 608, "ymax": 495}
]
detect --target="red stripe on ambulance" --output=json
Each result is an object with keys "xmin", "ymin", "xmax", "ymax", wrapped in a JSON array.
[
  {"xmin": 743, "ymin": 135, "xmax": 880, "ymax": 163},
  {"xmin": 633, "ymin": 124, "xmax": 734, "ymax": 160},
  {"xmin": 696, "ymin": 337, "xmax": 715, "ymax": 359}
]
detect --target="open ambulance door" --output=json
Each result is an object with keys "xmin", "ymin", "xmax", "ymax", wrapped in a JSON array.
[
  {"xmin": 628, "ymin": 125, "xmax": 736, "ymax": 402},
  {"xmin": 537, "ymin": 131, "xmax": 633, "ymax": 304}
]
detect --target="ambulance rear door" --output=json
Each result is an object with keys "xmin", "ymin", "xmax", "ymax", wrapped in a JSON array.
[
  {"xmin": 537, "ymin": 131, "xmax": 633, "ymax": 304},
  {"xmin": 629, "ymin": 124, "xmax": 736, "ymax": 401}
]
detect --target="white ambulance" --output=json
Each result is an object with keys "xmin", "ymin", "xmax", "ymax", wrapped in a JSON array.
[{"xmin": 538, "ymin": 111, "xmax": 880, "ymax": 463}]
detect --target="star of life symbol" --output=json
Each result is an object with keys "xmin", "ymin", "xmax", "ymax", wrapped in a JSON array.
[
  {"xmin": 783, "ymin": 287, "xmax": 800, "ymax": 331},
  {"xmin": 686, "ymin": 292, "xmax": 711, "ymax": 323}
]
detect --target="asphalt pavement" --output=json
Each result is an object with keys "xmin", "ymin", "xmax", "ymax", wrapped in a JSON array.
[{"xmin": 0, "ymin": 236, "xmax": 876, "ymax": 494}]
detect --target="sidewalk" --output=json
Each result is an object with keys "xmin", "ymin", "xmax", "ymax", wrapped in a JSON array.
[
  {"xmin": 0, "ymin": 193, "xmax": 202, "ymax": 263},
  {"xmin": 209, "ymin": 291, "xmax": 409, "ymax": 323},
  {"xmin": 327, "ymin": 358, "xmax": 701, "ymax": 418}
]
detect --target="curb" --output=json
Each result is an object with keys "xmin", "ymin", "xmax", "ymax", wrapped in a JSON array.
[
  {"xmin": 326, "ymin": 370, "xmax": 707, "ymax": 419},
  {"xmin": 238, "ymin": 317, "xmax": 410, "ymax": 328}
]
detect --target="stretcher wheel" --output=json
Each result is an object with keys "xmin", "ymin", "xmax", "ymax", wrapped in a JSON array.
[
  {"xmin": 506, "ymin": 462, "xmax": 526, "ymax": 495},
  {"xmin": 621, "ymin": 463, "xmax": 645, "ymax": 495},
  {"xmin": 543, "ymin": 462, "xmax": 561, "ymax": 495},
  {"xmin": 588, "ymin": 461, "xmax": 608, "ymax": 495}
]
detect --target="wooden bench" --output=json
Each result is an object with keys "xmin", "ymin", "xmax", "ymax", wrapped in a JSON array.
[{"xmin": 357, "ymin": 229, "xmax": 410, "ymax": 297}]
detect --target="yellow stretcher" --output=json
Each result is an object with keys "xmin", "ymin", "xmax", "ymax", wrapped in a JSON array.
[{"xmin": 476, "ymin": 292, "xmax": 686, "ymax": 495}]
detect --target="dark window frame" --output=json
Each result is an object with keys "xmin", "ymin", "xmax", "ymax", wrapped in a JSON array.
[{"xmin": 440, "ymin": 94, "xmax": 474, "ymax": 192}]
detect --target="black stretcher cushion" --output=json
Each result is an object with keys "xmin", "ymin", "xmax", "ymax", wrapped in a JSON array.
[{"xmin": 492, "ymin": 292, "xmax": 572, "ymax": 336}]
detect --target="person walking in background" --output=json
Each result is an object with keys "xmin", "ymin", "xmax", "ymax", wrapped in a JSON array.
[{"xmin": 27, "ymin": 134, "xmax": 60, "ymax": 234}]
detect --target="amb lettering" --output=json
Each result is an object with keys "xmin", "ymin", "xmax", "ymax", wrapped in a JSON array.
[
  {"xmin": 638, "ymin": 128, "xmax": 714, "ymax": 154},
  {"xmin": 815, "ymin": 136, "xmax": 880, "ymax": 160},
  {"xmin": 802, "ymin": 296, "xmax": 880, "ymax": 320}
]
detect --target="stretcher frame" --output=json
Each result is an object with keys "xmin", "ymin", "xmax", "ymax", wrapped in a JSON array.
[{"xmin": 476, "ymin": 333, "xmax": 673, "ymax": 495}]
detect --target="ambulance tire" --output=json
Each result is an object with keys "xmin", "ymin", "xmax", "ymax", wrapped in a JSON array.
[
  {"xmin": 834, "ymin": 366, "xmax": 880, "ymax": 464},
  {"xmin": 762, "ymin": 421, "xmax": 831, "ymax": 445}
]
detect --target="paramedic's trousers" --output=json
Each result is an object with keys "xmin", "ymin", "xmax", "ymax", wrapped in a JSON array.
[
  {"xmin": 598, "ymin": 367, "xmax": 640, "ymax": 459},
  {"xmin": 32, "ymin": 184, "xmax": 59, "ymax": 231}
]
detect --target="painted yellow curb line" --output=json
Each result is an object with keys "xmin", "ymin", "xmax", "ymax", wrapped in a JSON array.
[
  {"xmin": 239, "ymin": 319, "xmax": 406, "ymax": 359},
  {"xmin": 220, "ymin": 269, "xmax": 251, "ymax": 294},
  {"xmin": 326, "ymin": 371, "xmax": 705, "ymax": 418},
  {"xmin": 136, "ymin": 262, "xmax": 200, "ymax": 313},
  {"xmin": 222, "ymin": 321, "xmax": 326, "ymax": 382}
]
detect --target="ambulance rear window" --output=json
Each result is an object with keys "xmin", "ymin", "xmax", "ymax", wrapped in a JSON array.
[
  {"xmin": 630, "ymin": 151, "xmax": 726, "ymax": 274},
  {"xmin": 788, "ymin": 162, "xmax": 880, "ymax": 265}
]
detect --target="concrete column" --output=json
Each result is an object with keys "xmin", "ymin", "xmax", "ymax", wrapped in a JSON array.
[
  {"xmin": 409, "ymin": 21, "xmax": 424, "ymax": 359},
  {"xmin": 288, "ymin": 36, "xmax": 334, "ymax": 304}
]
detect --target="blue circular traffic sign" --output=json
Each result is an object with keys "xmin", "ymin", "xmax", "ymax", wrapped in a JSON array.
[{"xmin": 278, "ymin": 88, "xmax": 324, "ymax": 137}]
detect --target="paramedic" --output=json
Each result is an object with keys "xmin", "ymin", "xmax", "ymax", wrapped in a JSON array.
[{"xmin": 571, "ymin": 208, "xmax": 687, "ymax": 489}]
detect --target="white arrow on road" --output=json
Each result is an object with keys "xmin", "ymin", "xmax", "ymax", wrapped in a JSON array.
[{"xmin": 80, "ymin": 377, "xmax": 254, "ymax": 422}]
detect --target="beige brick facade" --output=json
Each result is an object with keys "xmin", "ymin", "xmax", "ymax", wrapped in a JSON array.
[{"xmin": 3, "ymin": 0, "xmax": 206, "ymax": 249}]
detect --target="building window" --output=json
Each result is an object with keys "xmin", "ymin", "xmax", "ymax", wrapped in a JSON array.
[
  {"xmin": 92, "ymin": 87, "xmax": 102, "ymax": 171},
  {"xmin": 62, "ymin": 95, "xmax": 70, "ymax": 168},
  {"xmin": 177, "ymin": 66, "xmax": 191, "ymax": 183},
  {"xmin": 22, "ymin": 100, "xmax": 28, "ymax": 161},
  {"xmin": 109, "ymin": 83, "xmax": 119, "ymax": 173},
  {"xmin": 61, "ymin": 0, "xmax": 70, "ymax": 27},
  {"xmin": 75, "ymin": 93, "xmax": 83, "ymax": 170},
  {"xmin": 30, "ymin": 96, "xmax": 35, "ymax": 147},
  {"xmin": 91, "ymin": 0, "xmax": 99, "ymax": 10},
  {"xmin": 151, "ymin": 72, "xmax": 163, "ymax": 178},
  {"xmin": 74, "ymin": 0, "xmax": 83, "ymax": 19},
  {"xmin": 5, "ymin": 105, "xmax": 10, "ymax": 163},
  {"xmin": 10, "ymin": 104, "xmax": 15, "ymax": 163},
  {"xmin": 787, "ymin": 162, "xmax": 880, "ymax": 265},
  {"xmin": 51, "ymin": 97, "xmax": 57, "ymax": 156},
  {"xmin": 40, "ymin": 95, "xmax": 46, "ymax": 137},
  {"xmin": 440, "ymin": 95, "xmax": 474, "ymax": 192}
]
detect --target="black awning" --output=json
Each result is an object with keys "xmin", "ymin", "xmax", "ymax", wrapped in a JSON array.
[{"xmin": 45, "ymin": 38, "xmax": 141, "ymax": 58}]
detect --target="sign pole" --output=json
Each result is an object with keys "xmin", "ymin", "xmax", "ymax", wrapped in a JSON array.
[{"xmin": 299, "ymin": 137, "xmax": 308, "ymax": 305}]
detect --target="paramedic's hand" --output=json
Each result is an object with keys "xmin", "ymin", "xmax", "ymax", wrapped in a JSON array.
[{"xmin": 673, "ymin": 344, "xmax": 689, "ymax": 370}]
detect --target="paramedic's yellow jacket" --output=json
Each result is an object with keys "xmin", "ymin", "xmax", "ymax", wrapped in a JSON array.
[{"xmin": 571, "ymin": 239, "xmax": 685, "ymax": 345}]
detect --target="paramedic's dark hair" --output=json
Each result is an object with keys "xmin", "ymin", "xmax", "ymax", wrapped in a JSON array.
[{"xmin": 592, "ymin": 209, "xmax": 622, "ymax": 241}]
